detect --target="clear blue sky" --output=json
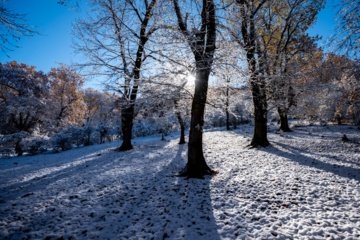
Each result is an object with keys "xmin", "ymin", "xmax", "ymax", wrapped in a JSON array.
[
  {"xmin": 307, "ymin": 0, "xmax": 340, "ymax": 51},
  {"xmin": 0, "ymin": 0, "xmax": 339, "ymax": 87},
  {"xmin": 0, "ymin": 0, "xmax": 86, "ymax": 71}
]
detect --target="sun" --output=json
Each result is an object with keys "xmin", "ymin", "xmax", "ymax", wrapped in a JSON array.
[{"xmin": 186, "ymin": 74, "xmax": 196, "ymax": 86}]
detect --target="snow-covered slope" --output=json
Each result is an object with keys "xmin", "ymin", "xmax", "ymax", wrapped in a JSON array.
[{"xmin": 0, "ymin": 125, "xmax": 359, "ymax": 239}]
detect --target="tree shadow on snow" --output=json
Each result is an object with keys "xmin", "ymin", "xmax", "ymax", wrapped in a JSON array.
[
  {"xmin": 108, "ymin": 144, "xmax": 221, "ymax": 239},
  {"xmin": 260, "ymin": 141, "xmax": 360, "ymax": 182},
  {"xmin": 0, "ymin": 140, "xmax": 221, "ymax": 239},
  {"xmin": 0, "ymin": 143, "xmax": 121, "ymax": 202}
]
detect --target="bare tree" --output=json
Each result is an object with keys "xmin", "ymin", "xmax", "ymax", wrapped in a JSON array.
[
  {"xmin": 0, "ymin": 1, "xmax": 37, "ymax": 56},
  {"xmin": 211, "ymin": 40, "xmax": 247, "ymax": 130},
  {"xmin": 227, "ymin": 0, "xmax": 324, "ymax": 144},
  {"xmin": 261, "ymin": 0, "xmax": 325, "ymax": 132},
  {"xmin": 230, "ymin": 0, "xmax": 270, "ymax": 147},
  {"xmin": 333, "ymin": 0, "xmax": 360, "ymax": 56},
  {"xmin": 73, "ymin": 0, "xmax": 163, "ymax": 151},
  {"xmin": 172, "ymin": 0, "xmax": 217, "ymax": 178}
]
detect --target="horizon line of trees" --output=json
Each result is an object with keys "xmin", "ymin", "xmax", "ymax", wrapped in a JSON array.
[{"xmin": 1, "ymin": 49, "xmax": 359, "ymax": 157}]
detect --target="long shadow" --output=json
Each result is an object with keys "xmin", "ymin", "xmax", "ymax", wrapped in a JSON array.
[
  {"xmin": 159, "ymin": 145, "xmax": 220, "ymax": 239},
  {"xmin": 260, "ymin": 141, "xmax": 360, "ymax": 182},
  {"xmin": 282, "ymin": 139, "xmax": 360, "ymax": 167},
  {"xmin": 0, "ymin": 144, "xmax": 122, "ymax": 202},
  {"xmin": 109, "ymin": 144, "xmax": 221, "ymax": 239},
  {"xmin": 0, "ymin": 140, "xmax": 221, "ymax": 239},
  {"xmin": 290, "ymin": 125, "xmax": 360, "ymax": 140}
]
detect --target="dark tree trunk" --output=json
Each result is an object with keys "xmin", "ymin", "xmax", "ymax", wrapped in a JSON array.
[
  {"xmin": 181, "ymin": 69, "xmax": 213, "ymax": 178},
  {"xmin": 250, "ymin": 76, "xmax": 270, "ymax": 147},
  {"xmin": 335, "ymin": 112, "xmax": 342, "ymax": 125},
  {"xmin": 115, "ymin": 0, "xmax": 156, "ymax": 151},
  {"xmin": 237, "ymin": 0, "xmax": 270, "ymax": 147},
  {"xmin": 175, "ymin": 100, "xmax": 186, "ymax": 144},
  {"xmin": 226, "ymin": 84, "xmax": 230, "ymax": 130},
  {"xmin": 15, "ymin": 139, "xmax": 23, "ymax": 156},
  {"xmin": 278, "ymin": 107, "xmax": 291, "ymax": 132},
  {"xmin": 179, "ymin": 123, "xmax": 186, "ymax": 144},
  {"xmin": 177, "ymin": 114, "xmax": 186, "ymax": 144},
  {"xmin": 118, "ymin": 105, "xmax": 134, "ymax": 151},
  {"xmin": 173, "ymin": 0, "xmax": 216, "ymax": 178}
]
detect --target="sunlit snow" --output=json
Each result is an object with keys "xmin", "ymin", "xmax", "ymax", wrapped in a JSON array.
[{"xmin": 0, "ymin": 124, "xmax": 359, "ymax": 239}]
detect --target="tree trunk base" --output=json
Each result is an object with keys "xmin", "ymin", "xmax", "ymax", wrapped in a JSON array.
[
  {"xmin": 279, "ymin": 127, "xmax": 292, "ymax": 132},
  {"xmin": 178, "ymin": 164, "xmax": 217, "ymax": 179},
  {"xmin": 250, "ymin": 138, "xmax": 270, "ymax": 148},
  {"xmin": 116, "ymin": 142, "xmax": 133, "ymax": 151}
]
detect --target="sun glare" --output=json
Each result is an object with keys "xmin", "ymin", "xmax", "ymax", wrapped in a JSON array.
[{"xmin": 186, "ymin": 74, "xmax": 196, "ymax": 85}]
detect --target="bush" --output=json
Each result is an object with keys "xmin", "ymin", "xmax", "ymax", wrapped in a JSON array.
[
  {"xmin": 26, "ymin": 138, "xmax": 48, "ymax": 155},
  {"xmin": 52, "ymin": 132, "xmax": 73, "ymax": 152},
  {"xmin": 51, "ymin": 127, "xmax": 85, "ymax": 152},
  {"xmin": 0, "ymin": 131, "xmax": 29, "ymax": 157}
]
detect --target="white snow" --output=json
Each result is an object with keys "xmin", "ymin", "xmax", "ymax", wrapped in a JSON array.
[{"xmin": 0, "ymin": 124, "xmax": 359, "ymax": 239}]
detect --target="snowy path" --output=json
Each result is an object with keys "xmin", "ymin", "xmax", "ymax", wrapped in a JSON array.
[{"xmin": 0, "ymin": 125, "xmax": 359, "ymax": 239}]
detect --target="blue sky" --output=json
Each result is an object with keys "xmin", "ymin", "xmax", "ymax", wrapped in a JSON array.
[
  {"xmin": 307, "ymin": 0, "xmax": 340, "ymax": 51},
  {"xmin": 0, "ymin": 1, "xmax": 87, "ymax": 71},
  {"xmin": 0, "ymin": 0, "xmax": 340, "ymax": 88}
]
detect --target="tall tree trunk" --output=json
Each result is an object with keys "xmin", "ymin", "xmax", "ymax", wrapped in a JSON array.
[
  {"xmin": 181, "ymin": 69, "xmax": 213, "ymax": 178},
  {"xmin": 237, "ymin": 0, "xmax": 270, "ymax": 147},
  {"xmin": 175, "ymin": 99, "xmax": 186, "ymax": 144},
  {"xmin": 177, "ymin": 112, "xmax": 186, "ymax": 144},
  {"xmin": 173, "ymin": 0, "xmax": 216, "ymax": 178},
  {"xmin": 226, "ymin": 84, "xmax": 230, "ymax": 130},
  {"xmin": 115, "ymin": 0, "xmax": 156, "ymax": 151},
  {"xmin": 250, "ymin": 74, "xmax": 270, "ymax": 147},
  {"xmin": 278, "ymin": 107, "xmax": 291, "ymax": 132},
  {"xmin": 118, "ymin": 105, "xmax": 135, "ymax": 151},
  {"xmin": 179, "ymin": 123, "xmax": 186, "ymax": 144},
  {"xmin": 15, "ymin": 139, "xmax": 23, "ymax": 156}
]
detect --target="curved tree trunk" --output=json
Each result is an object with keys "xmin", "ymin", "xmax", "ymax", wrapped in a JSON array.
[{"xmin": 115, "ymin": 0, "xmax": 156, "ymax": 151}]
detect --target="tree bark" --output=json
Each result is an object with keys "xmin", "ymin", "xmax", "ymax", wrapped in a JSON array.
[
  {"xmin": 115, "ymin": 0, "xmax": 156, "ymax": 151},
  {"xmin": 226, "ymin": 84, "xmax": 230, "ymax": 130},
  {"xmin": 237, "ymin": 0, "xmax": 270, "ymax": 147},
  {"xmin": 181, "ymin": 69, "xmax": 213, "ymax": 178},
  {"xmin": 179, "ymin": 123, "xmax": 186, "ymax": 144},
  {"xmin": 250, "ymin": 75, "xmax": 270, "ymax": 147},
  {"xmin": 118, "ymin": 105, "xmax": 134, "ymax": 151},
  {"xmin": 278, "ymin": 107, "xmax": 291, "ymax": 132},
  {"xmin": 177, "ymin": 113, "xmax": 186, "ymax": 144},
  {"xmin": 15, "ymin": 139, "xmax": 23, "ymax": 156},
  {"xmin": 174, "ymin": 99, "xmax": 186, "ymax": 144},
  {"xmin": 173, "ymin": 0, "xmax": 216, "ymax": 178}
]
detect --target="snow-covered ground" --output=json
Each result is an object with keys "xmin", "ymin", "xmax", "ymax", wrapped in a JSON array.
[{"xmin": 0, "ymin": 124, "xmax": 359, "ymax": 239}]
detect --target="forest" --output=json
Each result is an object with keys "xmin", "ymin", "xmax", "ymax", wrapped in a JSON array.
[
  {"xmin": 1, "ymin": 0, "xmax": 359, "ymax": 170},
  {"xmin": 0, "ymin": 0, "xmax": 360, "ymax": 239}
]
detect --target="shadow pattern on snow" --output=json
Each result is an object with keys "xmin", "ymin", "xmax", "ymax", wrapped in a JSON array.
[
  {"xmin": 260, "ymin": 141, "xmax": 360, "ymax": 182},
  {"xmin": 0, "ymin": 138, "xmax": 221, "ymax": 239}
]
